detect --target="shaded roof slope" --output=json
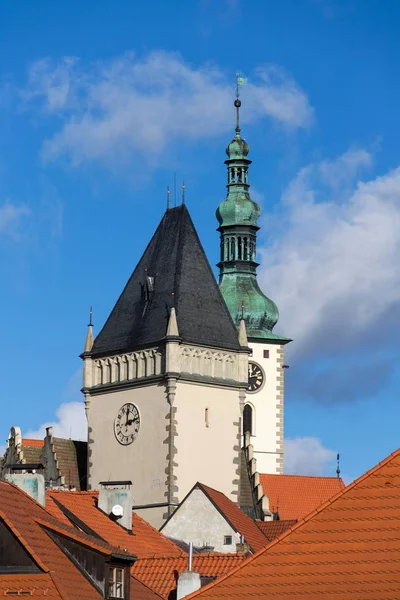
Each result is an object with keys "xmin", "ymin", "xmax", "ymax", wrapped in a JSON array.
[
  {"xmin": 92, "ymin": 205, "xmax": 241, "ymax": 356},
  {"xmin": 132, "ymin": 554, "xmax": 245, "ymax": 599},
  {"xmin": 260, "ymin": 473, "xmax": 344, "ymax": 520},
  {"xmin": 187, "ymin": 448, "xmax": 400, "ymax": 600},
  {"xmin": 197, "ymin": 483, "xmax": 268, "ymax": 553},
  {"xmin": 46, "ymin": 490, "xmax": 183, "ymax": 558}
]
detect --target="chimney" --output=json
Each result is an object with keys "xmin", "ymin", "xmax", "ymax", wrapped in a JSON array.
[
  {"xmin": 177, "ymin": 543, "xmax": 201, "ymax": 600},
  {"xmin": 98, "ymin": 481, "xmax": 133, "ymax": 531},
  {"xmin": 5, "ymin": 471, "xmax": 46, "ymax": 506}
]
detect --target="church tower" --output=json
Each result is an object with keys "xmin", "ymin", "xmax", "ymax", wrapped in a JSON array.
[
  {"xmin": 82, "ymin": 205, "xmax": 249, "ymax": 527},
  {"xmin": 217, "ymin": 91, "xmax": 291, "ymax": 474}
]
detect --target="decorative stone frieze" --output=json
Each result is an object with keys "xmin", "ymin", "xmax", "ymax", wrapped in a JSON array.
[{"xmin": 88, "ymin": 347, "xmax": 163, "ymax": 388}]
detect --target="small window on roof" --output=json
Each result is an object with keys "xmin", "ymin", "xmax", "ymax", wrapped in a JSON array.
[
  {"xmin": 108, "ymin": 567, "xmax": 124, "ymax": 599},
  {"xmin": 223, "ymin": 535, "xmax": 233, "ymax": 545}
]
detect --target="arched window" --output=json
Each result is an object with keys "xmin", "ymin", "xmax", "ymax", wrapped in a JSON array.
[
  {"xmin": 243, "ymin": 404, "xmax": 253, "ymax": 436},
  {"xmin": 231, "ymin": 238, "xmax": 235, "ymax": 260},
  {"xmin": 238, "ymin": 237, "xmax": 242, "ymax": 259},
  {"xmin": 243, "ymin": 237, "xmax": 248, "ymax": 260}
]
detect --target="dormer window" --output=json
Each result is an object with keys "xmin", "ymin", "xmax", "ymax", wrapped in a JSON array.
[{"xmin": 108, "ymin": 566, "xmax": 124, "ymax": 599}]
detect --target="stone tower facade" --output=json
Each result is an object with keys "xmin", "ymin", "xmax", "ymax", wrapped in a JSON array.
[
  {"xmin": 217, "ymin": 94, "xmax": 291, "ymax": 475},
  {"xmin": 82, "ymin": 206, "xmax": 249, "ymax": 528}
]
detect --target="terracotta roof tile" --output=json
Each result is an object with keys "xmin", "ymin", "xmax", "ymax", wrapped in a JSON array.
[
  {"xmin": 132, "ymin": 554, "xmax": 246, "ymax": 599},
  {"xmin": 260, "ymin": 473, "xmax": 344, "ymax": 520},
  {"xmin": 186, "ymin": 448, "xmax": 400, "ymax": 600},
  {"xmin": 0, "ymin": 481, "xmax": 130, "ymax": 600},
  {"xmin": 0, "ymin": 573, "xmax": 61, "ymax": 598},
  {"xmin": 197, "ymin": 483, "xmax": 268, "ymax": 552},
  {"xmin": 21, "ymin": 439, "xmax": 44, "ymax": 449},
  {"xmin": 46, "ymin": 490, "xmax": 183, "ymax": 558},
  {"xmin": 255, "ymin": 519, "xmax": 297, "ymax": 541}
]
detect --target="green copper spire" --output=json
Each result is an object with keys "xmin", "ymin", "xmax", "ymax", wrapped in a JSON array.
[{"xmin": 217, "ymin": 83, "xmax": 287, "ymax": 342}]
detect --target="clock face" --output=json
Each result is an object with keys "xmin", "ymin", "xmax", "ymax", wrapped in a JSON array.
[
  {"xmin": 114, "ymin": 403, "xmax": 140, "ymax": 445},
  {"xmin": 247, "ymin": 362, "xmax": 264, "ymax": 393}
]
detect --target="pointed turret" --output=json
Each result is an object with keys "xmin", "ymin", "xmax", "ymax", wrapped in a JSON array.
[
  {"xmin": 166, "ymin": 306, "xmax": 180, "ymax": 337},
  {"xmin": 217, "ymin": 82, "xmax": 289, "ymax": 343},
  {"xmin": 238, "ymin": 318, "xmax": 248, "ymax": 347},
  {"xmin": 83, "ymin": 308, "xmax": 94, "ymax": 353}
]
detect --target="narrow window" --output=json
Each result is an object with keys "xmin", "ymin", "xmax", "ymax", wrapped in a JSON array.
[
  {"xmin": 205, "ymin": 407, "xmax": 209, "ymax": 428},
  {"xmin": 237, "ymin": 168, "xmax": 242, "ymax": 182},
  {"xmin": 243, "ymin": 237, "xmax": 248, "ymax": 260},
  {"xmin": 263, "ymin": 350, "xmax": 269, "ymax": 359},
  {"xmin": 231, "ymin": 238, "xmax": 235, "ymax": 260},
  {"xmin": 108, "ymin": 567, "xmax": 124, "ymax": 599},
  {"xmin": 243, "ymin": 404, "xmax": 253, "ymax": 436},
  {"xmin": 224, "ymin": 535, "xmax": 233, "ymax": 545},
  {"xmin": 238, "ymin": 237, "xmax": 242, "ymax": 259}
]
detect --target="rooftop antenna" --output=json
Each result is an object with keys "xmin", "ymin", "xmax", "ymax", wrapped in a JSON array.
[
  {"xmin": 174, "ymin": 172, "xmax": 177, "ymax": 207},
  {"xmin": 336, "ymin": 453, "xmax": 341, "ymax": 478},
  {"xmin": 181, "ymin": 181, "xmax": 186, "ymax": 205},
  {"xmin": 166, "ymin": 186, "xmax": 170, "ymax": 210}
]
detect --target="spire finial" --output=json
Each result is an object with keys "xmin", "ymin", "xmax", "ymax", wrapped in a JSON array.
[
  {"xmin": 336, "ymin": 453, "xmax": 341, "ymax": 478},
  {"xmin": 234, "ymin": 72, "xmax": 246, "ymax": 135},
  {"xmin": 89, "ymin": 306, "xmax": 93, "ymax": 327},
  {"xmin": 182, "ymin": 181, "xmax": 186, "ymax": 205},
  {"xmin": 84, "ymin": 306, "xmax": 94, "ymax": 353},
  {"xmin": 166, "ymin": 186, "xmax": 170, "ymax": 210}
]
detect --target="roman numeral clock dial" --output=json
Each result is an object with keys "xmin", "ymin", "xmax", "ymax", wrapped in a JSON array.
[
  {"xmin": 114, "ymin": 403, "xmax": 140, "ymax": 445},
  {"xmin": 247, "ymin": 362, "xmax": 264, "ymax": 393}
]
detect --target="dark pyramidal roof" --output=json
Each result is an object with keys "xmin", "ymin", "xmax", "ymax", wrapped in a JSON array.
[{"xmin": 92, "ymin": 205, "xmax": 241, "ymax": 356}]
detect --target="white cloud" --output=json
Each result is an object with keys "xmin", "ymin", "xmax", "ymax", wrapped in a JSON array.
[
  {"xmin": 24, "ymin": 401, "xmax": 87, "ymax": 441},
  {"xmin": 284, "ymin": 436, "xmax": 336, "ymax": 475},
  {"xmin": 259, "ymin": 149, "xmax": 400, "ymax": 357},
  {"xmin": 21, "ymin": 52, "xmax": 313, "ymax": 168},
  {"xmin": 0, "ymin": 199, "xmax": 30, "ymax": 240}
]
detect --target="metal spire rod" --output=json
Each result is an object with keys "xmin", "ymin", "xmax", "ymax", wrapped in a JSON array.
[
  {"xmin": 182, "ymin": 181, "xmax": 186, "ymax": 205},
  {"xmin": 235, "ymin": 72, "xmax": 242, "ymax": 135},
  {"xmin": 166, "ymin": 186, "xmax": 170, "ymax": 209},
  {"xmin": 89, "ymin": 306, "xmax": 93, "ymax": 327}
]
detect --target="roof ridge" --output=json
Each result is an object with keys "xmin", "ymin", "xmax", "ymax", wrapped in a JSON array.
[
  {"xmin": 261, "ymin": 473, "xmax": 344, "ymax": 481},
  {"xmin": 185, "ymin": 446, "xmax": 400, "ymax": 600}
]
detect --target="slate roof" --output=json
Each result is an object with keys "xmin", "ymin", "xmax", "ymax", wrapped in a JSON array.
[
  {"xmin": 0, "ymin": 481, "xmax": 133, "ymax": 600},
  {"xmin": 92, "ymin": 205, "xmax": 241, "ymax": 356},
  {"xmin": 260, "ymin": 473, "xmax": 344, "ymax": 520},
  {"xmin": 51, "ymin": 438, "xmax": 87, "ymax": 490},
  {"xmin": 132, "ymin": 554, "xmax": 245, "ymax": 599},
  {"xmin": 186, "ymin": 448, "xmax": 400, "ymax": 600}
]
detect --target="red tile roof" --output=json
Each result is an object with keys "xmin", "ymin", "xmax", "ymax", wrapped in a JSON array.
[
  {"xmin": 0, "ymin": 574, "xmax": 61, "ymax": 598},
  {"xmin": 46, "ymin": 490, "xmax": 183, "ymax": 558},
  {"xmin": 255, "ymin": 519, "xmax": 297, "ymax": 541},
  {"xmin": 0, "ymin": 481, "xmax": 132, "ymax": 600},
  {"xmin": 260, "ymin": 473, "xmax": 344, "ymax": 520},
  {"xmin": 21, "ymin": 439, "xmax": 44, "ymax": 448},
  {"xmin": 187, "ymin": 448, "xmax": 400, "ymax": 600},
  {"xmin": 196, "ymin": 483, "xmax": 268, "ymax": 553},
  {"xmin": 132, "ymin": 554, "xmax": 246, "ymax": 599}
]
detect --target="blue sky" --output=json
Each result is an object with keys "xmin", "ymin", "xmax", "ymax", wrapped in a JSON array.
[{"xmin": 1, "ymin": 0, "xmax": 399, "ymax": 483}]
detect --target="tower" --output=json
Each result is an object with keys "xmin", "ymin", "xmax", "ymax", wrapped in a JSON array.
[
  {"xmin": 82, "ymin": 205, "xmax": 249, "ymax": 528},
  {"xmin": 217, "ymin": 89, "xmax": 291, "ymax": 474}
]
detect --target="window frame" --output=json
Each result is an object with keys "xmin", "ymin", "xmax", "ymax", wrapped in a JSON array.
[
  {"xmin": 223, "ymin": 535, "xmax": 233, "ymax": 546},
  {"xmin": 106, "ymin": 564, "xmax": 128, "ymax": 600}
]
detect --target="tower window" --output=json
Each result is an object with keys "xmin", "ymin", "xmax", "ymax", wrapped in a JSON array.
[
  {"xmin": 231, "ymin": 238, "xmax": 235, "ymax": 260},
  {"xmin": 243, "ymin": 404, "xmax": 253, "ymax": 436},
  {"xmin": 243, "ymin": 237, "xmax": 248, "ymax": 260},
  {"xmin": 263, "ymin": 350, "xmax": 269, "ymax": 359},
  {"xmin": 205, "ymin": 407, "xmax": 210, "ymax": 428},
  {"xmin": 238, "ymin": 237, "xmax": 242, "ymax": 259}
]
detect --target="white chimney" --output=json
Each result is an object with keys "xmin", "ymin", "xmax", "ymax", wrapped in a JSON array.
[
  {"xmin": 177, "ymin": 543, "xmax": 201, "ymax": 600},
  {"xmin": 98, "ymin": 481, "xmax": 133, "ymax": 531}
]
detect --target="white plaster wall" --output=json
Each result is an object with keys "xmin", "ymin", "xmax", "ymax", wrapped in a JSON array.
[
  {"xmin": 174, "ymin": 381, "xmax": 240, "ymax": 503},
  {"xmin": 246, "ymin": 342, "xmax": 284, "ymax": 474},
  {"xmin": 87, "ymin": 384, "xmax": 168, "ymax": 510},
  {"xmin": 162, "ymin": 488, "xmax": 239, "ymax": 553}
]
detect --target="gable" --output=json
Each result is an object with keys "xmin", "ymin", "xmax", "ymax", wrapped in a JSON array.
[
  {"xmin": 0, "ymin": 518, "xmax": 41, "ymax": 573},
  {"xmin": 161, "ymin": 488, "xmax": 238, "ymax": 552}
]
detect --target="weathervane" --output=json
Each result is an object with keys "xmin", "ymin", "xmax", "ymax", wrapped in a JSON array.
[{"xmin": 235, "ymin": 72, "xmax": 247, "ymax": 134}]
